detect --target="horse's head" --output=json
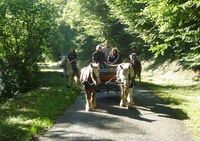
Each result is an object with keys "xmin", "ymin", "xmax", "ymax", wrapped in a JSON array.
[
  {"xmin": 61, "ymin": 56, "xmax": 70, "ymax": 67},
  {"xmin": 117, "ymin": 63, "xmax": 134, "ymax": 88},
  {"xmin": 89, "ymin": 63, "xmax": 101, "ymax": 85},
  {"xmin": 129, "ymin": 53, "xmax": 138, "ymax": 63}
]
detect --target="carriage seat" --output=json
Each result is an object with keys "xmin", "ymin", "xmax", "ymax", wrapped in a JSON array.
[{"xmin": 100, "ymin": 65, "xmax": 117, "ymax": 81}]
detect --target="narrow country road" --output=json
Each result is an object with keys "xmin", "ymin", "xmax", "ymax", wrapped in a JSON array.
[{"xmin": 38, "ymin": 85, "xmax": 193, "ymax": 141}]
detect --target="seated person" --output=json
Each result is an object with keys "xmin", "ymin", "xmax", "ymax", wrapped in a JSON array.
[
  {"xmin": 107, "ymin": 48, "xmax": 122, "ymax": 65},
  {"xmin": 92, "ymin": 45, "xmax": 105, "ymax": 69}
]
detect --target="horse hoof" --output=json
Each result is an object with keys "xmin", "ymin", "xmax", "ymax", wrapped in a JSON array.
[
  {"xmin": 120, "ymin": 104, "xmax": 126, "ymax": 107},
  {"xmin": 128, "ymin": 106, "xmax": 135, "ymax": 110},
  {"xmin": 85, "ymin": 108, "xmax": 93, "ymax": 111}
]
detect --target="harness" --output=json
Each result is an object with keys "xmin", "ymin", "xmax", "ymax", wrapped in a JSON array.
[
  {"xmin": 115, "ymin": 65, "xmax": 134, "ymax": 88},
  {"xmin": 82, "ymin": 67, "xmax": 99, "ymax": 87}
]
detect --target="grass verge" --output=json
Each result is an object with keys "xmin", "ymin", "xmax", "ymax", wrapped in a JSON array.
[
  {"xmin": 141, "ymin": 59, "xmax": 200, "ymax": 141},
  {"xmin": 0, "ymin": 69, "xmax": 81, "ymax": 140}
]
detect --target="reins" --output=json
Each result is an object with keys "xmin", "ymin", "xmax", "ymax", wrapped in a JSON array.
[
  {"xmin": 63, "ymin": 59, "xmax": 76, "ymax": 68},
  {"xmin": 105, "ymin": 75, "xmax": 116, "ymax": 85},
  {"xmin": 116, "ymin": 67, "xmax": 134, "ymax": 88}
]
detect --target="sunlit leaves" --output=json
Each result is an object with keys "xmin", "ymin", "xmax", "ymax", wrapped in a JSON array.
[{"xmin": 0, "ymin": 0, "xmax": 60, "ymax": 96}]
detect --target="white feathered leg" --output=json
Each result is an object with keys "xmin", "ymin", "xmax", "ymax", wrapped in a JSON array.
[
  {"xmin": 127, "ymin": 87, "xmax": 134, "ymax": 109},
  {"xmin": 120, "ymin": 87, "xmax": 128, "ymax": 107},
  {"xmin": 85, "ymin": 91, "xmax": 94, "ymax": 111}
]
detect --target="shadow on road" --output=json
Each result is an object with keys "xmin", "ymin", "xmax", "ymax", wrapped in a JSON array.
[
  {"xmin": 96, "ymin": 94, "xmax": 156, "ymax": 123},
  {"xmin": 94, "ymin": 85, "xmax": 189, "ymax": 121},
  {"xmin": 134, "ymin": 85, "xmax": 189, "ymax": 120},
  {"xmin": 38, "ymin": 86, "xmax": 191, "ymax": 141}
]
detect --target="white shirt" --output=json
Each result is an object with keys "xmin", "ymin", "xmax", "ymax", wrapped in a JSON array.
[{"xmin": 103, "ymin": 46, "xmax": 113, "ymax": 59}]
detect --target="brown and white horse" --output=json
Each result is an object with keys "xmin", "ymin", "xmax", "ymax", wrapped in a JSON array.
[
  {"xmin": 61, "ymin": 56, "xmax": 79, "ymax": 90},
  {"xmin": 80, "ymin": 63, "xmax": 101, "ymax": 111},
  {"xmin": 116, "ymin": 63, "xmax": 135, "ymax": 109},
  {"xmin": 129, "ymin": 53, "xmax": 142, "ymax": 82}
]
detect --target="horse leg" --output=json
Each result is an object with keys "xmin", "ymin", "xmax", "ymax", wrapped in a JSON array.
[
  {"xmin": 91, "ymin": 91, "xmax": 97, "ymax": 109},
  {"xmin": 138, "ymin": 72, "xmax": 141, "ymax": 82},
  {"xmin": 127, "ymin": 88, "xmax": 134, "ymax": 109},
  {"xmin": 70, "ymin": 76, "xmax": 75, "ymax": 89},
  {"xmin": 68, "ymin": 75, "xmax": 76, "ymax": 90},
  {"xmin": 75, "ymin": 69, "xmax": 80, "ymax": 79},
  {"xmin": 138, "ymin": 64, "xmax": 142, "ymax": 82},
  {"xmin": 85, "ymin": 90, "xmax": 93, "ymax": 111},
  {"xmin": 65, "ymin": 77, "xmax": 71, "ymax": 90},
  {"xmin": 120, "ymin": 87, "xmax": 127, "ymax": 107}
]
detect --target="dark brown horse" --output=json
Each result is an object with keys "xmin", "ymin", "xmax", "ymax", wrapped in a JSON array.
[
  {"xmin": 80, "ymin": 63, "xmax": 101, "ymax": 111},
  {"xmin": 129, "ymin": 53, "xmax": 142, "ymax": 81}
]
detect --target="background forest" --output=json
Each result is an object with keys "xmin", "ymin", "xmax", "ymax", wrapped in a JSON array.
[{"xmin": 0, "ymin": 0, "xmax": 200, "ymax": 98}]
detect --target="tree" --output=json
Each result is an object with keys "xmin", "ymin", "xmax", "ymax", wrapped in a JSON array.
[
  {"xmin": 0, "ymin": 0, "xmax": 59, "ymax": 97},
  {"xmin": 97, "ymin": 0, "xmax": 200, "ymax": 67},
  {"xmin": 62, "ymin": 0, "xmax": 134, "ymax": 59}
]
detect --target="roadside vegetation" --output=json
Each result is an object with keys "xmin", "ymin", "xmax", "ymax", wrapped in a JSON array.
[
  {"xmin": 0, "ymin": 0, "xmax": 200, "ymax": 140},
  {"xmin": 141, "ymin": 59, "xmax": 200, "ymax": 141},
  {"xmin": 0, "ymin": 66, "xmax": 81, "ymax": 140}
]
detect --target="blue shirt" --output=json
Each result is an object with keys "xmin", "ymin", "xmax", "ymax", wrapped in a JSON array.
[{"xmin": 68, "ymin": 53, "xmax": 77, "ymax": 64}]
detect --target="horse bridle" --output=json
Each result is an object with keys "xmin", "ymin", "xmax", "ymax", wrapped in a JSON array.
[
  {"xmin": 117, "ymin": 66, "xmax": 134, "ymax": 88},
  {"xmin": 90, "ymin": 67, "xmax": 100, "ymax": 85},
  {"xmin": 83, "ymin": 66, "xmax": 100, "ymax": 86}
]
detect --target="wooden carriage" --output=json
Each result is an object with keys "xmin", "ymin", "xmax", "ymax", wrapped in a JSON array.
[{"xmin": 98, "ymin": 64, "xmax": 120, "ymax": 93}]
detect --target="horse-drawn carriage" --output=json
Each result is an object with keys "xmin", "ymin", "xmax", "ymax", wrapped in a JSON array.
[
  {"xmin": 62, "ymin": 53, "xmax": 141, "ymax": 111},
  {"xmin": 98, "ymin": 64, "xmax": 120, "ymax": 93}
]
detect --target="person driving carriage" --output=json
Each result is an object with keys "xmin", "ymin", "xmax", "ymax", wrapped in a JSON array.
[
  {"xmin": 92, "ymin": 45, "xmax": 105, "ymax": 69},
  {"xmin": 107, "ymin": 48, "xmax": 122, "ymax": 65}
]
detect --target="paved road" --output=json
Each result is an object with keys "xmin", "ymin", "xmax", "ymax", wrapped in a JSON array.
[{"xmin": 38, "ymin": 86, "xmax": 193, "ymax": 141}]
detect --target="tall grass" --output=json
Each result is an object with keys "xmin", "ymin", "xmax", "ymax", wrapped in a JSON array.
[
  {"xmin": 141, "ymin": 59, "xmax": 200, "ymax": 141},
  {"xmin": 0, "ymin": 69, "xmax": 81, "ymax": 140}
]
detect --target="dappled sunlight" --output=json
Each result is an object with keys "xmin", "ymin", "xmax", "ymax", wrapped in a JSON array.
[
  {"xmin": 138, "ymin": 72, "xmax": 200, "ymax": 140},
  {"xmin": 40, "ymin": 87, "xmax": 52, "ymax": 90},
  {"xmin": 142, "ymin": 59, "xmax": 199, "ymax": 86},
  {"xmin": 0, "ymin": 69, "xmax": 81, "ymax": 140}
]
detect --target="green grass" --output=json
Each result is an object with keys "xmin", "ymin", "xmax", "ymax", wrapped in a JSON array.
[
  {"xmin": 141, "ymin": 59, "xmax": 200, "ymax": 141},
  {"xmin": 0, "ymin": 70, "xmax": 81, "ymax": 141}
]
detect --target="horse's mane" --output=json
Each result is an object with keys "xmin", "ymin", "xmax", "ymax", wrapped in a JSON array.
[
  {"xmin": 81, "ymin": 63, "xmax": 99, "ymax": 80},
  {"xmin": 117, "ymin": 63, "xmax": 132, "ymax": 70},
  {"xmin": 117, "ymin": 63, "xmax": 135, "ymax": 79},
  {"xmin": 61, "ymin": 55, "xmax": 70, "ymax": 65},
  {"xmin": 89, "ymin": 63, "xmax": 99, "ymax": 68}
]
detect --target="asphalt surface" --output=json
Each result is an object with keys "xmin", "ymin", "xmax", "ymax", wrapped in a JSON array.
[{"xmin": 38, "ymin": 85, "xmax": 193, "ymax": 141}]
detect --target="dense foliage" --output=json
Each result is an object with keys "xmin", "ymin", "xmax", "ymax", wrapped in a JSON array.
[
  {"xmin": 62, "ymin": 0, "xmax": 200, "ymax": 67},
  {"xmin": 0, "ymin": 0, "xmax": 199, "ymax": 98},
  {"xmin": 62, "ymin": 0, "xmax": 140, "ymax": 59},
  {"xmin": 0, "ymin": 0, "xmax": 60, "ymax": 97},
  {"xmin": 0, "ymin": 70, "xmax": 81, "ymax": 140}
]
